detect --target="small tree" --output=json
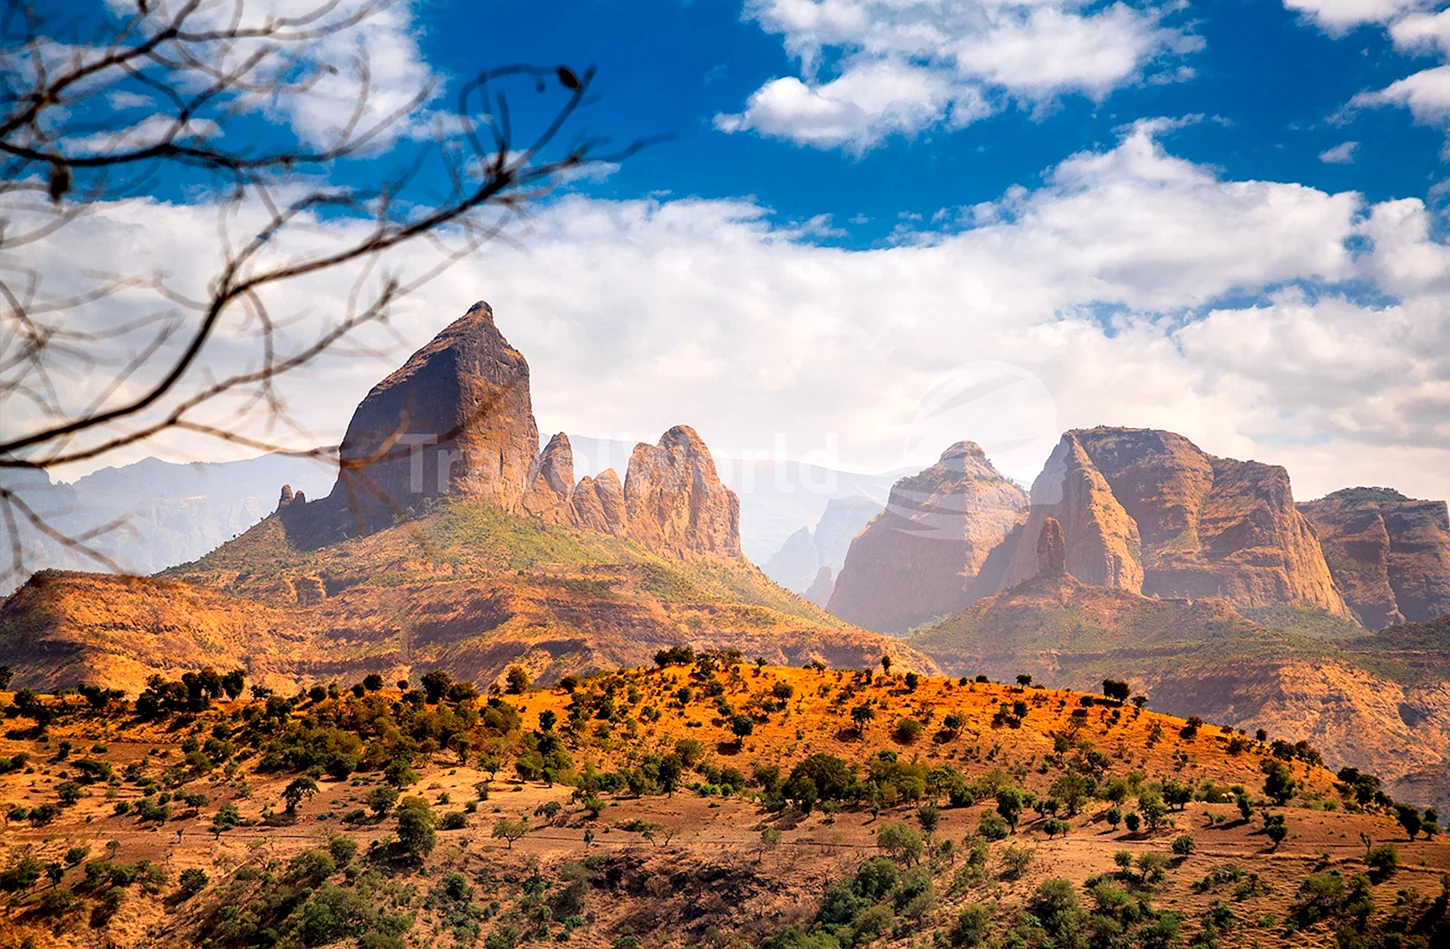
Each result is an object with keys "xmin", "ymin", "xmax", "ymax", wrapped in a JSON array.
[
  {"xmin": 1395, "ymin": 803, "xmax": 1423, "ymax": 841},
  {"xmin": 506, "ymin": 666, "xmax": 531, "ymax": 695},
  {"xmin": 211, "ymin": 802, "xmax": 241, "ymax": 838},
  {"xmin": 368, "ymin": 785, "xmax": 400, "ymax": 819},
  {"xmin": 1016, "ymin": 674, "xmax": 1033, "ymax": 688},
  {"xmin": 730, "ymin": 713, "xmax": 755, "ymax": 747},
  {"xmin": 283, "ymin": 777, "xmax": 318, "ymax": 816},
  {"xmin": 395, "ymin": 797, "xmax": 437, "ymax": 859},
  {"xmin": 1137, "ymin": 790, "xmax": 1168, "ymax": 832},
  {"xmin": 758, "ymin": 826, "xmax": 782, "ymax": 861},
  {"xmin": 1262, "ymin": 759, "xmax": 1297, "ymax": 806},
  {"xmin": 1263, "ymin": 813, "xmax": 1288, "ymax": 849},
  {"xmin": 851, "ymin": 702, "xmax": 876, "ymax": 736},
  {"xmin": 880, "ymin": 656, "xmax": 893, "ymax": 675},
  {"xmin": 876, "ymin": 821, "xmax": 923, "ymax": 865},
  {"xmin": 492, "ymin": 816, "xmax": 530, "ymax": 850},
  {"xmin": 996, "ymin": 787, "xmax": 1025, "ymax": 832}
]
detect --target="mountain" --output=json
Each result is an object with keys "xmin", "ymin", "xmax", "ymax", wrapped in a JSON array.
[
  {"xmin": 826, "ymin": 442, "xmax": 1028, "ymax": 633},
  {"xmin": 0, "ymin": 302, "xmax": 923, "ymax": 694},
  {"xmin": 1299, "ymin": 487, "xmax": 1450, "ymax": 628},
  {"xmin": 1000, "ymin": 427, "xmax": 1347, "ymax": 614},
  {"xmin": 909, "ymin": 574, "xmax": 1450, "ymax": 810},
  {"xmin": 760, "ymin": 496, "xmax": 881, "ymax": 592}
]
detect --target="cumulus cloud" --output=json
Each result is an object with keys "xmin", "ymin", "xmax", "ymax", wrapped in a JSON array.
[
  {"xmin": 21, "ymin": 121, "xmax": 1450, "ymax": 505},
  {"xmin": 716, "ymin": 0, "xmax": 1199, "ymax": 150}
]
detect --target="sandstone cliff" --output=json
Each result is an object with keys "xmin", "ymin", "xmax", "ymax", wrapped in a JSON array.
[
  {"xmin": 622, "ymin": 426, "xmax": 741, "ymax": 558},
  {"xmin": 520, "ymin": 433, "xmax": 575, "ymax": 525},
  {"xmin": 285, "ymin": 301, "xmax": 539, "ymax": 538},
  {"xmin": 827, "ymin": 442, "xmax": 1027, "ymax": 633},
  {"xmin": 1002, "ymin": 427, "xmax": 1348, "ymax": 616},
  {"xmin": 1299, "ymin": 488, "xmax": 1450, "ymax": 628}
]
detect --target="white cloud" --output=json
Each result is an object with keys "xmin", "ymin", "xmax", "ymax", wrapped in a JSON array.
[
  {"xmin": 718, "ymin": 0, "xmax": 1199, "ymax": 150},
  {"xmin": 1388, "ymin": 8, "xmax": 1450, "ymax": 50},
  {"xmin": 18, "ymin": 120, "xmax": 1450, "ymax": 507},
  {"xmin": 1283, "ymin": 0, "xmax": 1429, "ymax": 31},
  {"xmin": 1308, "ymin": 3, "xmax": 1450, "ymax": 136},
  {"xmin": 1319, "ymin": 140, "xmax": 1359, "ymax": 162},
  {"xmin": 100, "ymin": 0, "xmax": 437, "ymax": 149},
  {"xmin": 1355, "ymin": 64, "xmax": 1450, "ymax": 126}
]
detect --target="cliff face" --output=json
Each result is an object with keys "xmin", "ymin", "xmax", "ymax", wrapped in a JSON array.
[
  {"xmin": 292, "ymin": 301, "xmax": 539, "ymax": 536},
  {"xmin": 1002, "ymin": 428, "xmax": 1348, "ymax": 616},
  {"xmin": 1299, "ymin": 489, "xmax": 1450, "ymax": 628},
  {"xmin": 520, "ymin": 433, "xmax": 575, "ymax": 525},
  {"xmin": 827, "ymin": 442, "xmax": 1027, "ymax": 633},
  {"xmin": 623, "ymin": 426, "xmax": 741, "ymax": 558}
]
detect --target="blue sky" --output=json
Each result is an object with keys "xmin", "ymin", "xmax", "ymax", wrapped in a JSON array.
[
  {"xmin": 427, "ymin": 0, "xmax": 1448, "ymax": 243},
  {"xmin": 20, "ymin": 0, "xmax": 1450, "ymax": 505}
]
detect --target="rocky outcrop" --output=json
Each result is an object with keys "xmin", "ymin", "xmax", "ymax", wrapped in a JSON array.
[
  {"xmin": 569, "ymin": 469, "xmax": 627, "ymax": 535},
  {"xmin": 1003, "ymin": 435, "xmax": 1143, "ymax": 591},
  {"xmin": 286, "ymin": 302, "xmax": 539, "ymax": 537},
  {"xmin": 521, "ymin": 433, "xmax": 575, "ymax": 525},
  {"xmin": 827, "ymin": 442, "xmax": 1028, "ymax": 633},
  {"xmin": 1299, "ymin": 488, "xmax": 1450, "ymax": 628},
  {"xmin": 1037, "ymin": 518, "xmax": 1066, "ymax": 578},
  {"xmin": 623, "ymin": 426, "xmax": 741, "ymax": 558},
  {"xmin": 1002, "ymin": 427, "xmax": 1348, "ymax": 616}
]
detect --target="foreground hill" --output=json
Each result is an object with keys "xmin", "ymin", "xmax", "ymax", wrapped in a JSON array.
[
  {"xmin": 0, "ymin": 662, "xmax": 1445, "ymax": 949},
  {"xmin": 909, "ymin": 574, "xmax": 1450, "ymax": 811}
]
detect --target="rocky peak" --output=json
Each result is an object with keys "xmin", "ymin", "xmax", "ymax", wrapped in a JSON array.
[
  {"xmin": 569, "ymin": 469, "xmax": 627, "ymax": 535},
  {"xmin": 521, "ymin": 433, "xmax": 575, "ymax": 524},
  {"xmin": 827, "ymin": 441, "xmax": 1028, "ymax": 633},
  {"xmin": 319, "ymin": 301, "xmax": 539, "ymax": 531},
  {"xmin": 1299, "ymin": 489, "xmax": 1450, "ymax": 628},
  {"xmin": 623, "ymin": 425, "xmax": 741, "ymax": 557},
  {"xmin": 1037, "ymin": 517, "xmax": 1066, "ymax": 577},
  {"xmin": 1003, "ymin": 427, "xmax": 1347, "ymax": 616}
]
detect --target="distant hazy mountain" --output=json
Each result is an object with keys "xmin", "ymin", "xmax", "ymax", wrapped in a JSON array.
[{"xmin": 0, "ymin": 454, "xmax": 334, "ymax": 591}]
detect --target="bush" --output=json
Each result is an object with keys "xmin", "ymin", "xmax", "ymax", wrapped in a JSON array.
[
  {"xmin": 950, "ymin": 905, "xmax": 990, "ymax": 948},
  {"xmin": 1000, "ymin": 845, "xmax": 1035, "ymax": 879},
  {"xmin": 1365, "ymin": 843, "xmax": 1399, "ymax": 881},
  {"xmin": 1172, "ymin": 833, "xmax": 1196, "ymax": 856},
  {"xmin": 440, "ymin": 811, "xmax": 468, "ymax": 830},
  {"xmin": 178, "ymin": 868, "xmax": 208, "ymax": 895},
  {"xmin": 893, "ymin": 718, "xmax": 924, "ymax": 744},
  {"xmin": 978, "ymin": 810, "xmax": 1010, "ymax": 841}
]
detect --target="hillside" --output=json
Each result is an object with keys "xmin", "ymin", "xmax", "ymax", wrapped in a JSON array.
[
  {"xmin": 909, "ymin": 576, "xmax": 1450, "ymax": 812},
  {"xmin": 0, "ymin": 498, "xmax": 929, "ymax": 696},
  {"xmin": 1, "ymin": 663, "xmax": 1445, "ymax": 949}
]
